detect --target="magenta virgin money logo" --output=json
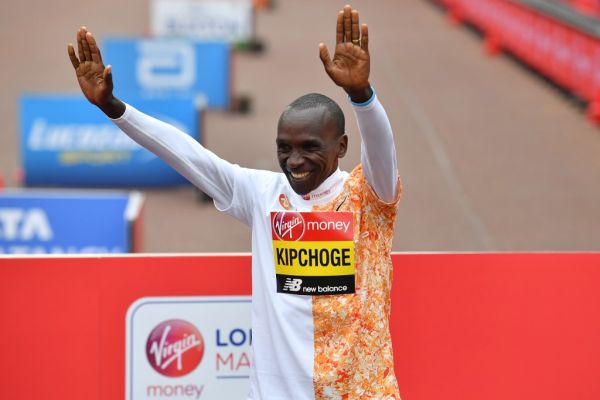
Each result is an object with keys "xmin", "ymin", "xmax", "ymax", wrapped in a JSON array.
[
  {"xmin": 146, "ymin": 319, "xmax": 205, "ymax": 377},
  {"xmin": 272, "ymin": 211, "xmax": 305, "ymax": 241}
]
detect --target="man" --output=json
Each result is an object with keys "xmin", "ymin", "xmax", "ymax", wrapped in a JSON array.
[{"xmin": 69, "ymin": 5, "xmax": 401, "ymax": 399}]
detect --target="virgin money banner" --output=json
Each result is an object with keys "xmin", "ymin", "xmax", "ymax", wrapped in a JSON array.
[
  {"xmin": 0, "ymin": 190, "xmax": 143, "ymax": 254},
  {"xmin": 2, "ymin": 254, "xmax": 600, "ymax": 400},
  {"xmin": 20, "ymin": 95, "xmax": 198, "ymax": 187},
  {"xmin": 102, "ymin": 38, "xmax": 231, "ymax": 109},
  {"xmin": 126, "ymin": 297, "xmax": 251, "ymax": 399}
]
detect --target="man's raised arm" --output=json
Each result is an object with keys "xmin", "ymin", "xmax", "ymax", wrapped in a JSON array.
[
  {"xmin": 319, "ymin": 5, "xmax": 399, "ymax": 202},
  {"xmin": 67, "ymin": 27, "xmax": 243, "ymax": 214}
]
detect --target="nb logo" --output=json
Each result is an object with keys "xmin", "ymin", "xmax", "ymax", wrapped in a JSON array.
[{"xmin": 282, "ymin": 278, "xmax": 302, "ymax": 292}]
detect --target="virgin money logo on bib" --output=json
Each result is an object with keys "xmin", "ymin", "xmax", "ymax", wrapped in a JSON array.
[
  {"xmin": 146, "ymin": 319, "xmax": 205, "ymax": 377},
  {"xmin": 272, "ymin": 211, "xmax": 305, "ymax": 241}
]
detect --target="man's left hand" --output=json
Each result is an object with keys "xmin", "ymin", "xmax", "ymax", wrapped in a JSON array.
[{"xmin": 319, "ymin": 5, "xmax": 372, "ymax": 103}]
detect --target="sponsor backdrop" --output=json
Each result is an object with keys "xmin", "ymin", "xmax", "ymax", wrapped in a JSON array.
[
  {"xmin": 0, "ymin": 190, "xmax": 143, "ymax": 254},
  {"xmin": 102, "ymin": 38, "xmax": 231, "ymax": 108},
  {"xmin": 1, "ymin": 253, "xmax": 600, "ymax": 400},
  {"xmin": 20, "ymin": 95, "xmax": 198, "ymax": 187},
  {"xmin": 126, "ymin": 297, "xmax": 252, "ymax": 399}
]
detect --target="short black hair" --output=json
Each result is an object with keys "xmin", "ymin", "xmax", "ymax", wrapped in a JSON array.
[{"xmin": 281, "ymin": 93, "xmax": 345, "ymax": 136}]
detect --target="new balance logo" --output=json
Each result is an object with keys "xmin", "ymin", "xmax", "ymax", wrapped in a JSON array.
[{"xmin": 282, "ymin": 278, "xmax": 302, "ymax": 292}]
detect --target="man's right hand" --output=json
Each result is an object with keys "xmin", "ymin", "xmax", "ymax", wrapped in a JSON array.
[{"xmin": 68, "ymin": 27, "xmax": 125, "ymax": 119}]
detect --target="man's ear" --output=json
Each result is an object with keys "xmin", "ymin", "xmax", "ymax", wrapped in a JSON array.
[{"xmin": 337, "ymin": 134, "xmax": 348, "ymax": 158}]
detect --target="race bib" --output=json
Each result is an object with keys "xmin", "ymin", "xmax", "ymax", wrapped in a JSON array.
[{"xmin": 271, "ymin": 211, "xmax": 355, "ymax": 296}]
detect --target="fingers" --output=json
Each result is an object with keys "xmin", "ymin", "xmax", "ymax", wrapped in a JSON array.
[
  {"xmin": 319, "ymin": 43, "xmax": 333, "ymax": 73},
  {"xmin": 360, "ymin": 23, "xmax": 369, "ymax": 52},
  {"xmin": 343, "ymin": 5, "xmax": 352, "ymax": 42},
  {"xmin": 86, "ymin": 31, "xmax": 103, "ymax": 64},
  {"xmin": 341, "ymin": 5, "xmax": 361, "ymax": 46},
  {"xmin": 331, "ymin": 6, "xmax": 366, "ymax": 49},
  {"xmin": 77, "ymin": 28, "xmax": 86, "ymax": 62},
  {"xmin": 336, "ymin": 11, "xmax": 343, "ymax": 45},
  {"xmin": 351, "ymin": 9, "xmax": 360, "ymax": 43},
  {"xmin": 80, "ymin": 29, "xmax": 92, "ymax": 63},
  {"xmin": 76, "ymin": 26, "xmax": 102, "ymax": 64},
  {"xmin": 67, "ymin": 43, "xmax": 80, "ymax": 69}
]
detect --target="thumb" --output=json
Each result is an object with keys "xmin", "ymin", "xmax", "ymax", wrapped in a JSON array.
[
  {"xmin": 103, "ymin": 65, "xmax": 114, "ymax": 89},
  {"xmin": 319, "ymin": 43, "xmax": 333, "ymax": 73}
]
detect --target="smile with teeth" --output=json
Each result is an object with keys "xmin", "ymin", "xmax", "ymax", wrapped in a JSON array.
[{"xmin": 290, "ymin": 171, "xmax": 310, "ymax": 179}]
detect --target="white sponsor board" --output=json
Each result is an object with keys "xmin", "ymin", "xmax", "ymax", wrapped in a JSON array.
[
  {"xmin": 126, "ymin": 296, "xmax": 252, "ymax": 400},
  {"xmin": 151, "ymin": 0, "xmax": 253, "ymax": 42}
]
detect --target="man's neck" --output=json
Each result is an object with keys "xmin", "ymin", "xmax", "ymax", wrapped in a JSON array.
[{"xmin": 295, "ymin": 169, "xmax": 345, "ymax": 204}]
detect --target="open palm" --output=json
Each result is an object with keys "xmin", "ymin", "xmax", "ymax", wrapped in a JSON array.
[
  {"xmin": 68, "ymin": 27, "xmax": 113, "ymax": 107},
  {"xmin": 319, "ymin": 5, "xmax": 370, "ymax": 94}
]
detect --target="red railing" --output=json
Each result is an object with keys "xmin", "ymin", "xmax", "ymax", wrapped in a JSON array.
[
  {"xmin": 569, "ymin": 0, "xmax": 600, "ymax": 17},
  {"xmin": 437, "ymin": 0, "xmax": 600, "ymax": 124}
]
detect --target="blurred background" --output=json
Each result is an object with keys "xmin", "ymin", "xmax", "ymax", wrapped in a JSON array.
[{"xmin": 2, "ymin": 0, "xmax": 600, "ymax": 254}]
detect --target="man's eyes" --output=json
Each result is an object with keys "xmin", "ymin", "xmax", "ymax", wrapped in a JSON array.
[
  {"xmin": 304, "ymin": 143, "xmax": 322, "ymax": 151},
  {"xmin": 277, "ymin": 143, "xmax": 323, "ymax": 152}
]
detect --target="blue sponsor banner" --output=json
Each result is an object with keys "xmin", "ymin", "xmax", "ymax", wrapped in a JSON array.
[
  {"xmin": 103, "ymin": 38, "xmax": 230, "ymax": 109},
  {"xmin": 20, "ymin": 95, "xmax": 197, "ymax": 187},
  {"xmin": 0, "ymin": 191, "xmax": 141, "ymax": 254}
]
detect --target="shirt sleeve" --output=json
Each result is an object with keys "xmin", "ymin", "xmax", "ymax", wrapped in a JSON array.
[
  {"xmin": 111, "ymin": 103, "xmax": 253, "ymax": 224},
  {"xmin": 351, "ymin": 90, "xmax": 399, "ymax": 203}
]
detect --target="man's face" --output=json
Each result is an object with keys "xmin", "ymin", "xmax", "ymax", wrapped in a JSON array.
[{"xmin": 276, "ymin": 107, "xmax": 347, "ymax": 195}]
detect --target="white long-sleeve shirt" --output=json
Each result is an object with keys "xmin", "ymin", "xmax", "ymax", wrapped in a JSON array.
[{"xmin": 113, "ymin": 92, "xmax": 400, "ymax": 399}]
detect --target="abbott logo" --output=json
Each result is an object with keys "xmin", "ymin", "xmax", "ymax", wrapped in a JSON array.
[
  {"xmin": 136, "ymin": 41, "xmax": 195, "ymax": 90},
  {"xmin": 282, "ymin": 278, "xmax": 302, "ymax": 292}
]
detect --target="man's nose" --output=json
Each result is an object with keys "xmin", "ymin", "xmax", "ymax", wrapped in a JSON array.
[{"xmin": 287, "ymin": 150, "xmax": 304, "ymax": 169}]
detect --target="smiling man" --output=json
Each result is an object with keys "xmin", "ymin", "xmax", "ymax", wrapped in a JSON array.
[
  {"xmin": 69, "ymin": 4, "xmax": 401, "ymax": 399},
  {"xmin": 277, "ymin": 93, "xmax": 348, "ymax": 196}
]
